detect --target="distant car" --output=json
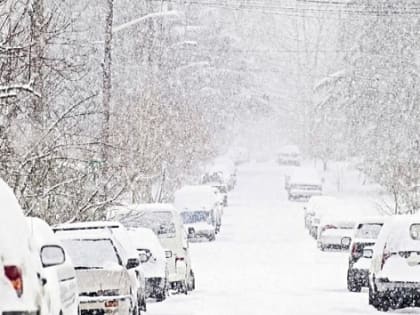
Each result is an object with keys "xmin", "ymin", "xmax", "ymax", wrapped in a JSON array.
[
  {"xmin": 108, "ymin": 204, "xmax": 195, "ymax": 294},
  {"xmin": 56, "ymin": 229, "xmax": 140, "ymax": 315},
  {"xmin": 174, "ymin": 185, "xmax": 223, "ymax": 233},
  {"xmin": 287, "ymin": 168, "xmax": 323, "ymax": 201},
  {"xmin": 304, "ymin": 196, "xmax": 338, "ymax": 232},
  {"xmin": 54, "ymin": 221, "xmax": 146, "ymax": 313},
  {"xmin": 346, "ymin": 217, "xmax": 385, "ymax": 292},
  {"xmin": 127, "ymin": 227, "xmax": 170, "ymax": 302},
  {"xmin": 27, "ymin": 217, "xmax": 79, "ymax": 315},
  {"xmin": 205, "ymin": 157, "xmax": 237, "ymax": 191},
  {"xmin": 317, "ymin": 216, "xmax": 356, "ymax": 251},
  {"xmin": 180, "ymin": 209, "xmax": 217, "ymax": 241},
  {"xmin": 0, "ymin": 179, "xmax": 47, "ymax": 315},
  {"xmin": 277, "ymin": 145, "xmax": 301, "ymax": 166},
  {"xmin": 368, "ymin": 216, "xmax": 420, "ymax": 311},
  {"xmin": 211, "ymin": 183, "xmax": 229, "ymax": 207}
]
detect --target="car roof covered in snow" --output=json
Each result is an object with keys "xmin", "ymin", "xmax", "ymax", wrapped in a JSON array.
[
  {"xmin": 278, "ymin": 145, "xmax": 300, "ymax": 154},
  {"xmin": 127, "ymin": 227, "xmax": 164, "ymax": 253},
  {"xmin": 289, "ymin": 167, "xmax": 322, "ymax": 185},
  {"xmin": 53, "ymin": 220, "xmax": 123, "ymax": 231},
  {"xmin": 174, "ymin": 185, "xmax": 219, "ymax": 209},
  {"xmin": 374, "ymin": 215, "xmax": 420, "ymax": 253}
]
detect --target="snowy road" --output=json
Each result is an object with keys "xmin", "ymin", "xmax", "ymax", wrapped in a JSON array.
[{"xmin": 148, "ymin": 162, "xmax": 391, "ymax": 315}]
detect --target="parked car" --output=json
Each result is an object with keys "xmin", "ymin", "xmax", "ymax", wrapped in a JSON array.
[
  {"xmin": 304, "ymin": 196, "xmax": 338, "ymax": 232},
  {"xmin": 27, "ymin": 217, "xmax": 78, "ymax": 315},
  {"xmin": 211, "ymin": 183, "xmax": 229, "ymax": 207},
  {"xmin": 180, "ymin": 209, "xmax": 217, "ymax": 241},
  {"xmin": 0, "ymin": 178, "xmax": 48, "ymax": 315},
  {"xmin": 287, "ymin": 168, "xmax": 323, "ymax": 201},
  {"xmin": 346, "ymin": 217, "xmax": 385, "ymax": 292},
  {"xmin": 56, "ymin": 229, "xmax": 140, "ymax": 315},
  {"xmin": 317, "ymin": 216, "xmax": 356, "ymax": 251},
  {"xmin": 127, "ymin": 227, "xmax": 170, "ymax": 301},
  {"xmin": 277, "ymin": 145, "xmax": 301, "ymax": 166},
  {"xmin": 108, "ymin": 204, "xmax": 195, "ymax": 294},
  {"xmin": 204, "ymin": 157, "xmax": 237, "ymax": 191},
  {"xmin": 368, "ymin": 216, "xmax": 420, "ymax": 311},
  {"xmin": 174, "ymin": 185, "xmax": 223, "ymax": 233},
  {"xmin": 54, "ymin": 221, "xmax": 146, "ymax": 313}
]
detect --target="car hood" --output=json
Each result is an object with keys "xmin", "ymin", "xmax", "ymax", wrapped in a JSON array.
[{"xmin": 75, "ymin": 268, "xmax": 130, "ymax": 295}]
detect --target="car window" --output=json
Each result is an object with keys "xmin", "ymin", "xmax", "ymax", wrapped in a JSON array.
[
  {"xmin": 62, "ymin": 238, "xmax": 121, "ymax": 268},
  {"xmin": 410, "ymin": 224, "xmax": 420, "ymax": 240},
  {"xmin": 181, "ymin": 211, "xmax": 210, "ymax": 224},
  {"xmin": 355, "ymin": 223, "xmax": 383, "ymax": 239}
]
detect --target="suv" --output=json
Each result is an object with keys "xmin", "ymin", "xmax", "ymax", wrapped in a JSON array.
[
  {"xmin": 368, "ymin": 216, "xmax": 420, "ymax": 311},
  {"xmin": 346, "ymin": 217, "xmax": 385, "ymax": 292},
  {"xmin": 57, "ymin": 229, "xmax": 140, "ymax": 315},
  {"xmin": 277, "ymin": 145, "xmax": 301, "ymax": 166},
  {"xmin": 287, "ymin": 168, "xmax": 323, "ymax": 201},
  {"xmin": 0, "ymin": 178, "xmax": 46, "ymax": 315},
  {"xmin": 180, "ymin": 209, "xmax": 217, "ymax": 241}
]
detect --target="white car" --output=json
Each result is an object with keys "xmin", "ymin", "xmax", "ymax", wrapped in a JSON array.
[
  {"xmin": 346, "ymin": 217, "xmax": 386, "ymax": 292},
  {"xmin": 287, "ymin": 167, "xmax": 323, "ymax": 201},
  {"xmin": 277, "ymin": 145, "xmax": 302, "ymax": 166},
  {"xmin": 180, "ymin": 209, "xmax": 217, "ymax": 241},
  {"xmin": 317, "ymin": 216, "xmax": 356, "ymax": 251},
  {"xmin": 128, "ymin": 228, "xmax": 170, "ymax": 301},
  {"xmin": 368, "ymin": 216, "xmax": 420, "ymax": 311},
  {"xmin": 0, "ymin": 178, "xmax": 48, "ymax": 315},
  {"xmin": 305, "ymin": 196, "xmax": 339, "ymax": 239},
  {"xmin": 174, "ymin": 185, "xmax": 223, "ymax": 233},
  {"xmin": 27, "ymin": 217, "xmax": 78, "ymax": 315},
  {"xmin": 57, "ymin": 229, "xmax": 140, "ymax": 315},
  {"xmin": 54, "ymin": 221, "xmax": 146, "ymax": 313},
  {"xmin": 108, "ymin": 203, "xmax": 195, "ymax": 294}
]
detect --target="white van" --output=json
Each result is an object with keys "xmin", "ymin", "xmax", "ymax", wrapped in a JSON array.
[
  {"xmin": 174, "ymin": 185, "xmax": 223, "ymax": 233},
  {"xmin": 108, "ymin": 203, "xmax": 195, "ymax": 294},
  {"xmin": 27, "ymin": 217, "xmax": 78, "ymax": 315},
  {"xmin": 0, "ymin": 178, "xmax": 47, "ymax": 315}
]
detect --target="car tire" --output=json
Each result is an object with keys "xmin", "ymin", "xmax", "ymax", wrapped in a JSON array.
[
  {"xmin": 208, "ymin": 233, "xmax": 216, "ymax": 241},
  {"xmin": 347, "ymin": 274, "xmax": 362, "ymax": 292}
]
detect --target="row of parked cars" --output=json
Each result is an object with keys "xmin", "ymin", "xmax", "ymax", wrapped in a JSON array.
[
  {"xmin": 303, "ymin": 195, "xmax": 420, "ymax": 312},
  {"xmin": 2, "ymin": 158, "xmax": 237, "ymax": 315}
]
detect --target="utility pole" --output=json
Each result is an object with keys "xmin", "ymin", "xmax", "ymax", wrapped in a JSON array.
[{"xmin": 102, "ymin": 0, "xmax": 114, "ymax": 201}]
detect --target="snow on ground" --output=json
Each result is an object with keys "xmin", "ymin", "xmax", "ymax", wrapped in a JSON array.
[{"xmin": 147, "ymin": 161, "xmax": 414, "ymax": 315}]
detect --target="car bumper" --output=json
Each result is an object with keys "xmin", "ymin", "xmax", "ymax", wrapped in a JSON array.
[
  {"xmin": 289, "ymin": 190, "xmax": 322, "ymax": 199},
  {"xmin": 79, "ymin": 295, "xmax": 131, "ymax": 315}
]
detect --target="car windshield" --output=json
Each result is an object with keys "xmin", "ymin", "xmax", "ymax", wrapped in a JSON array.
[
  {"xmin": 61, "ymin": 239, "xmax": 121, "ymax": 269},
  {"xmin": 115, "ymin": 210, "xmax": 176, "ymax": 238},
  {"xmin": 355, "ymin": 223, "xmax": 383, "ymax": 239},
  {"xmin": 181, "ymin": 211, "xmax": 210, "ymax": 224}
]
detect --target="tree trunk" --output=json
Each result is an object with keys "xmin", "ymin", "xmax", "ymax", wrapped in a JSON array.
[{"xmin": 102, "ymin": 0, "xmax": 114, "ymax": 200}]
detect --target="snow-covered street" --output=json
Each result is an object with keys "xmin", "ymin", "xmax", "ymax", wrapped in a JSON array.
[{"xmin": 148, "ymin": 162, "xmax": 388, "ymax": 315}]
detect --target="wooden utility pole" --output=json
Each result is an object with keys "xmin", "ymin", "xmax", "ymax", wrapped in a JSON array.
[{"xmin": 102, "ymin": 0, "xmax": 114, "ymax": 200}]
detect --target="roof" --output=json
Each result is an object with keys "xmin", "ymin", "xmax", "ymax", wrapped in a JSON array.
[
  {"xmin": 174, "ymin": 185, "xmax": 219, "ymax": 209},
  {"xmin": 289, "ymin": 167, "xmax": 322, "ymax": 185},
  {"xmin": 54, "ymin": 220, "xmax": 123, "ymax": 232}
]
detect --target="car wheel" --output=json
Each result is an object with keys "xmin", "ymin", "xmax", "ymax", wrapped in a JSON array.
[
  {"xmin": 374, "ymin": 293, "xmax": 390, "ymax": 312},
  {"xmin": 208, "ymin": 233, "xmax": 216, "ymax": 241},
  {"xmin": 347, "ymin": 272, "xmax": 361, "ymax": 292},
  {"xmin": 189, "ymin": 271, "xmax": 196, "ymax": 291}
]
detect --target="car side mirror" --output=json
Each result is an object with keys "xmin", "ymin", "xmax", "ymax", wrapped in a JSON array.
[
  {"xmin": 40, "ymin": 245, "xmax": 65, "ymax": 268},
  {"xmin": 341, "ymin": 237, "xmax": 352, "ymax": 249},
  {"xmin": 126, "ymin": 258, "xmax": 140, "ymax": 269},
  {"xmin": 363, "ymin": 249, "xmax": 374, "ymax": 259},
  {"xmin": 138, "ymin": 251, "xmax": 148, "ymax": 264},
  {"xmin": 165, "ymin": 250, "xmax": 173, "ymax": 259}
]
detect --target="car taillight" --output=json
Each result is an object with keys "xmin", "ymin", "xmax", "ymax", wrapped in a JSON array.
[
  {"xmin": 321, "ymin": 225, "xmax": 337, "ymax": 233},
  {"xmin": 4, "ymin": 265, "xmax": 23, "ymax": 297},
  {"xmin": 104, "ymin": 300, "xmax": 119, "ymax": 308},
  {"xmin": 175, "ymin": 257, "xmax": 185, "ymax": 264},
  {"xmin": 351, "ymin": 243, "xmax": 358, "ymax": 258}
]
